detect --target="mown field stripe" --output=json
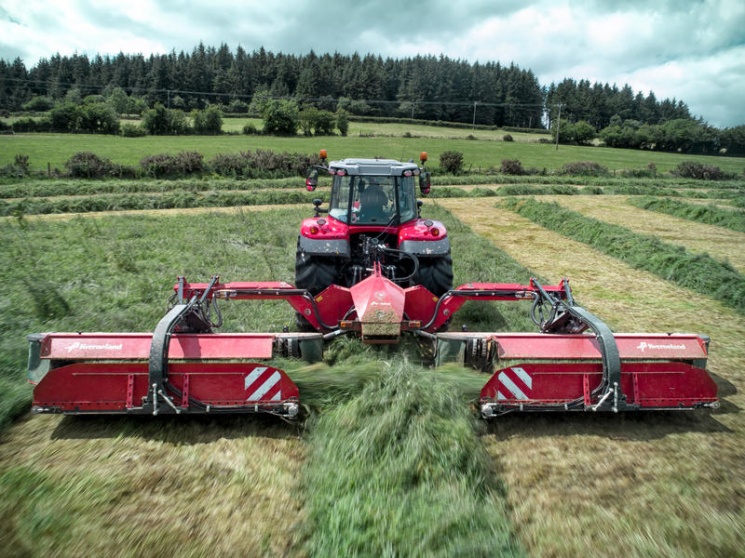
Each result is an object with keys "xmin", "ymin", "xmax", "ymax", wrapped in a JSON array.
[
  {"xmin": 301, "ymin": 360, "xmax": 523, "ymax": 557},
  {"xmin": 0, "ymin": 414, "xmax": 305, "ymax": 557},
  {"xmin": 0, "ymin": 178, "xmax": 304, "ymax": 199},
  {"xmin": 503, "ymin": 197, "xmax": 745, "ymax": 315},
  {"xmin": 0, "ymin": 189, "xmax": 320, "ymax": 216},
  {"xmin": 542, "ymin": 195, "xmax": 745, "ymax": 273},
  {"xmin": 439, "ymin": 197, "xmax": 745, "ymax": 558},
  {"xmin": 627, "ymin": 196, "xmax": 745, "ymax": 233}
]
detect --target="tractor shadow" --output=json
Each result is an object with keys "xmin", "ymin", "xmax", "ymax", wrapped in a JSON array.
[
  {"xmin": 484, "ymin": 409, "xmax": 733, "ymax": 442},
  {"xmin": 484, "ymin": 369, "xmax": 739, "ymax": 441},
  {"xmin": 50, "ymin": 413, "xmax": 302, "ymax": 443}
]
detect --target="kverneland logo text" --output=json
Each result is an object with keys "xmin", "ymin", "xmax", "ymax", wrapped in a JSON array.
[
  {"xmin": 636, "ymin": 342, "xmax": 687, "ymax": 352},
  {"xmin": 67, "ymin": 341, "xmax": 124, "ymax": 353}
]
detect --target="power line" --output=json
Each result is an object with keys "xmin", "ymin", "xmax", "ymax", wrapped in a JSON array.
[{"xmin": 4, "ymin": 77, "xmax": 550, "ymax": 110}]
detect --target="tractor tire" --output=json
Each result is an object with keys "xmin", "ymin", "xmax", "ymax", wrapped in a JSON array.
[
  {"xmin": 295, "ymin": 252, "xmax": 337, "ymax": 295},
  {"xmin": 295, "ymin": 247, "xmax": 338, "ymax": 330},
  {"xmin": 416, "ymin": 252, "xmax": 453, "ymax": 297}
]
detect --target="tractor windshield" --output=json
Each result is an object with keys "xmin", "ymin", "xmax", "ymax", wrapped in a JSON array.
[{"xmin": 328, "ymin": 175, "xmax": 417, "ymax": 224}]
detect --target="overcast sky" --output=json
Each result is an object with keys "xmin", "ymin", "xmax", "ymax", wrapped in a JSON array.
[{"xmin": 2, "ymin": 0, "xmax": 744, "ymax": 128}]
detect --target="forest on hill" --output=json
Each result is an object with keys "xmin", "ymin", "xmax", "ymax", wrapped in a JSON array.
[
  {"xmin": 2, "ymin": 44, "xmax": 744, "ymax": 154},
  {"xmin": 1, "ymin": 44, "xmax": 696, "ymax": 128}
]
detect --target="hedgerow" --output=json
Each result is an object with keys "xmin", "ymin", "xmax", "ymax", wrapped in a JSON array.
[
  {"xmin": 561, "ymin": 161, "xmax": 609, "ymax": 176},
  {"xmin": 672, "ymin": 160, "xmax": 728, "ymax": 180},
  {"xmin": 140, "ymin": 151, "xmax": 204, "ymax": 178},
  {"xmin": 66, "ymin": 152, "xmax": 137, "ymax": 179}
]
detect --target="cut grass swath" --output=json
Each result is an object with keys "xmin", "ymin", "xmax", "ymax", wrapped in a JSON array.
[
  {"xmin": 627, "ymin": 196, "xmax": 745, "ymax": 233},
  {"xmin": 0, "ymin": 189, "xmax": 318, "ymax": 216},
  {"xmin": 300, "ymin": 359, "xmax": 523, "ymax": 557},
  {"xmin": 0, "ymin": 177, "xmax": 304, "ymax": 199},
  {"xmin": 503, "ymin": 197, "xmax": 745, "ymax": 315}
]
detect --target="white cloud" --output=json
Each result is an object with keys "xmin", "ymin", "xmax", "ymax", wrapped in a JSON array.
[{"xmin": 1, "ymin": 0, "xmax": 744, "ymax": 127}]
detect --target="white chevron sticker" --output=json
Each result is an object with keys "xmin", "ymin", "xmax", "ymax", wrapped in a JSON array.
[
  {"xmin": 245, "ymin": 367, "xmax": 282, "ymax": 401},
  {"xmin": 497, "ymin": 367, "xmax": 532, "ymax": 400}
]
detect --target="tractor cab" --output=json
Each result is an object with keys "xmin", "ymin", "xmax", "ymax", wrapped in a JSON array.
[
  {"xmin": 306, "ymin": 152, "xmax": 431, "ymax": 227},
  {"xmin": 329, "ymin": 171, "xmax": 416, "ymax": 225}
]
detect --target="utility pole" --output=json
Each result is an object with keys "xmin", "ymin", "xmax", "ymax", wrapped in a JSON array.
[
  {"xmin": 555, "ymin": 103, "xmax": 562, "ymax": 151},
  {"xmin": 472, "ymin": 101, "xmax": 478, "ymax": 130}
]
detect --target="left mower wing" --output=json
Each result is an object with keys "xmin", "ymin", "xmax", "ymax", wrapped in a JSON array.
[{"xmin": 28, "ymin": 277, "xmax": 323, "ymax": 417}]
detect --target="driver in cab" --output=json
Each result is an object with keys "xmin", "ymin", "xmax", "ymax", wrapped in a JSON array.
[{"xmin": 359, "ymin": 181, "xmax": 389, "ymax": 222}]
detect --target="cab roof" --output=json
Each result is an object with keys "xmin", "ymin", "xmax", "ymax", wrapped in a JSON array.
[{"xmin": 328, "ymin": 158, "xmax": 421, "ymax": 176}]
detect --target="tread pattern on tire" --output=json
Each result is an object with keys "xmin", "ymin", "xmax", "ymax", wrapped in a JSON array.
[
  {"xmin": 295, "ymin": 245, "xmax": 338, "ymax": 330},
  {"xmin": 416, "ymin": 252, "xmax": 454, "ymax": 297}
]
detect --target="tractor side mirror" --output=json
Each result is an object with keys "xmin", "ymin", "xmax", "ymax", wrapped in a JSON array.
[
  {"xmin": 306, "ymin": 168, "xmax": 319, "ymax": 191},
  {"xmin": 419, "ymin": 171, "xmax": 431, "ymax": 195}
]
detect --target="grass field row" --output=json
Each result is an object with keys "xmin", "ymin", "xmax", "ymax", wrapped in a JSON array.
[
  {"xmin": 541, "ymin": 196, "xmax": 745, "ymax": 270},
  {"xmin": 3, "ymin": 128, "xmax": 745, "ymax": 176},
  {"xmin": 2, "ymin": 198, "xmax": 744, "ymax": 556},
  {"xmin": 502, "ymin": 197, "xmax": 745, "ymax": 315},
  {"xmin": 627, "ymin": 196, "xmax": 745, "ymax": 233},
  {"xmin": 2, "ymin": 125, "xmax": 744, "ymax": 556},
  {"xmin": 2, "ymin": 179, "xmax": 743, "ymax": 218},
  {"xmin": 439, "ymin": 197, "xmax": 744, "ymax": 557}
]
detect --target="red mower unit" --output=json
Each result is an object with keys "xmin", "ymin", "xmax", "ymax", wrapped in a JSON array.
[{"xmin": 27, "ymin": 151, "xmax": 719, "ymax": 418}]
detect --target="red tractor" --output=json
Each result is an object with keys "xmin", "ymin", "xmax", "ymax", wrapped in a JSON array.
[{"xmin": 296, "ymin": 151, "xmax": 453, "ymax": 308}]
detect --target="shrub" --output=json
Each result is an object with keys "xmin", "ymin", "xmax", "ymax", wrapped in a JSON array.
[
  {"xmin": 336, "ymin": 109, "xmax": 350, "ymax": 136},
  {"xmin": 142, "ymin": 104, "xmax": 190, "ymax": 135},
  {"xmin": 0, "ymin": 154, "xmax": 31, "ymax": 178},
  {"xmin": 65, "ymin": 152, "xmax": 134, "ymax": 178},
  {"xmin": 50, "ymin": 102, "xmax": 82, "ymax": 132},
  {"xmin": 439, "ymin": 150, "xmax": 464, "ymax": 174},
  {"xmin": 672, "ymin": 161, "xmax": 726, "ymax": 180},
  {"xmin": 561, "ymin": 161, "xmax": 608, "ymax": 177},
  {"xmin": 22, "ymin": 96, "xmax": 54, "ymax": 112},
  {"xmin": 228, "ymin": 99, "xmax": 249, "ymax": 114},
  {"xmin": 242, "ymin": 122, "xmax": 260, "ymax": 135},
  {"xmin": 120, "ymin": 123, "xmax": 147, "ymax": 137},
  {"xmin": 500, "ymin": 159, "xmax": 524, "ymax": 176},
  {"xmin": 192, "ymin": 106, "xmax": 223, "ymax": 135},
  {"xmin": 140, "ymin": 151, "xmax": 204, "ymax": 178},
  {"xmin": 503, "ymin": 134, "xmax": 514, "ymax": 142},
  {"xmin": 314, "ymin": 110, "xmax": 336, "ymax": 136},
  {"xmin": 262, "ymin": 99, "xmax": 299, "ymax": 136},
  {"xmin": 14, "ymin": 154, "xmax": 30, "ymax": 175}
]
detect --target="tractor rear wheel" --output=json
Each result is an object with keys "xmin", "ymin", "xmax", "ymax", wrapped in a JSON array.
[
  {"xmin": 295, "ymin": 253, "xmax": 337, "ymax": 295},
  {"xmin": 295, "ymin": 248, "xmax": 338, "ymax": 330},
  {"xmin": 416, "ymin": 252, "xmax": 453, "ymax": 297}
]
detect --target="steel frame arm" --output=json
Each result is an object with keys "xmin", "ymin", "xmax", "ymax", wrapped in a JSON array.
[{"xmin": 530, "ymin": 279, "xmax": 637, "ymax": 412}]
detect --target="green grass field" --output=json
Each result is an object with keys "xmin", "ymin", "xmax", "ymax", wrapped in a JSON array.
[
  {"xmin": 2, "ymin": 119, "xmax": 745, "ymax": 175},
  {"xmin": 0, "ymin": 124, "xmax": 744, "ymax": 557}
]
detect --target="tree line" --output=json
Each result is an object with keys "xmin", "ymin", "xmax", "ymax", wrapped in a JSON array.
[{"xmin": 1, "ymin": 43, "xmax": 743, "ymax": 154}]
